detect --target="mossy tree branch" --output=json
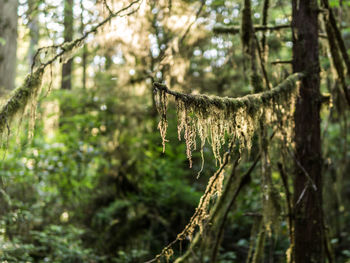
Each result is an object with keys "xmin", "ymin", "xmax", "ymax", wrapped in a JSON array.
[
  {"xmin": 153, "ymin": 73, "xmax": 303, "ymax": 113},
  {"xmin": 0, "ymin": 0, "xmax": 142, "ymax": 140}
]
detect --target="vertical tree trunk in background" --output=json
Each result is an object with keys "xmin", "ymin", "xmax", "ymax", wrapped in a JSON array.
[
  {"xmin": 0, "ymin": 0, "xmax": 18, "ymax": 95},
  {"xmin": 27, "ymin": 0, "xmax": 39, "ymax": 66},
  {"xmin": 292, "ymin": 0, "xmax": 324, "ymax": 262},
  {"xmin": 61, "ymin": 0, "xmax": 74, "ymax": 90},
  {"xmin": 80, "ymin": 0, "xmax": 87, "ymax": 90}
]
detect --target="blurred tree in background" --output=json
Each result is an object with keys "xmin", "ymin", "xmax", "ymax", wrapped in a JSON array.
[{"xmin": 0, "ymin": 0, "xmax": 349, "ymax": 262}]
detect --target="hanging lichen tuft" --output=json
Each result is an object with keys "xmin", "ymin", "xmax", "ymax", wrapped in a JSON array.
[
  {"xmin": 145, "ymin": 149, "xmax": 233, "ymax": 263},
  {"xmin": 154, "ymin": 88, "xmax": 168, "ymax": 152},
  {"xmin": 0, "ymin": 1, "xmax": 142, "ymax": 146},
  {"xmin": 0, "ymin": 68, "xmax": 44, "ymax": 144},
  {"xmin": 153, "ymin": 73, "xmax": 303, "ymax": 169}
]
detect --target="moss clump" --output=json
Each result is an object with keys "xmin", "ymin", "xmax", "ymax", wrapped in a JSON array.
[
  {"xmin": 154, "ymin": 73, "xmax": 303, "ymax": 169},
  {"xmin": 0, "ymin": 68, "xmax": 44, "ymax": 143}
]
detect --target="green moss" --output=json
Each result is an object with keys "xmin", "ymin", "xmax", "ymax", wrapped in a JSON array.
[
  {"xmin": 0, "ymin": 68, "xmax": 44, "ymax": 143},
  {"xmin": 155, "ymin": 73, "xmax": 303, "ymax": 171}
]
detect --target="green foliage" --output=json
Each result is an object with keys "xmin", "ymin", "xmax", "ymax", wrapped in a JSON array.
[{"xmin": 1, "ymin": 0, "xmax": 350, "ymax": 262}]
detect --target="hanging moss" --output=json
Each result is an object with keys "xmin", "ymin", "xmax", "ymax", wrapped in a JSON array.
[
  {"xmin": 154, "ymin": 88, "xmax": 168, "ymax": 152},
  {"xmin": 153, "ymin": 73, "xmax": 303, "ymax": 168},
  {"xmin": 252, "ymin": 224, "xmax": 266, "ymax": 263},
  {"xmin": 0, "ymin": 67, "xmax": 44, "ymax": 143},
  {"xmin": 0, "ymin": 1, "xmax": 142, "ymax": 146}
]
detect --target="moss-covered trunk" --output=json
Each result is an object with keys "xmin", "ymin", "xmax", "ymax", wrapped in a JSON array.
[
  {"xmin": 0, "ymin": 0, "xmax": 18, "ymax": 95},
  {"xmin": 61, "ymin": 0, "xmax": 74, "ymax": 90},
  {"xmin": 292, "ymin": 0, "xmax": 324, "ymax": 262}
]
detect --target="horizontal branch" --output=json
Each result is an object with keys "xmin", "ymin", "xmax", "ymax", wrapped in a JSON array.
[
  {"xmin": 213, "ymin": 24, "xmax": 290, "ymax": 34},
  {"xmin": 153, "ymin": 73, "xmax": 304, "ymax": 112},
  {"xmin": 270, "ymin": 59, "xmax": 293, "ymax": 65}
]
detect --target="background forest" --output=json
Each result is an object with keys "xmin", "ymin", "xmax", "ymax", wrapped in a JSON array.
[{"xmin": 0, "ymin": 0, "xmax": 349, "ymax": 262}]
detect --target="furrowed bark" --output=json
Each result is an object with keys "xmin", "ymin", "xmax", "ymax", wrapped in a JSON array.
[{"xmin": 292, "ymin": 0, "xmax": 324, "ymax": 262}]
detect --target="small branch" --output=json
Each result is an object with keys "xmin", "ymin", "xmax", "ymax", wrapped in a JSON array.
[
  {"xmin": 211, "ymin": 154, "xmax": 260, "ymax": 263},
  {"xmin": 295, "ymin": 183, "xmax": 310, "ymax": 206},
  {"xmin": 277, "ymin": 162, "xmax": 293, "ymax": 243},
  {"xmin": 179, "ymin": 0, "xmax": 205, "ymax": 45},
  {"xmin": 321, "ymin": 0, "xmax": 350, "ymax": 106},
  {"xmin": 103, "ymin": 0, "xmax": 113, "ymax": 15},
  {"xmin": 213, "ymin": 24, "xmax": 290, "ymax": 34},
  {"xmin": 211, "ymin": 130, "xmax": 276, "ymax": 263},
  {"xmin": 270, "ymin": 60, "xmax": 293, "ymax": 65},
  {"xmin": 287, "ymin": 148, "xmax": 317, "ymax": 191},
  {"xmin": 145, "ymin": 142, "xmax": 236, "ymax": 263},
  {"xmin": 255, "ymin": 34, "xmax": 271, "ymax": 89},
  {"xmin": 31, "ymin": 0, "xmax": 142, "ymax": 71}
]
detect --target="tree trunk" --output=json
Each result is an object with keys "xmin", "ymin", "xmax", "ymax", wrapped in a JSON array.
[
  {"xmin": 27, "ymin": 0, "xmax": 39, "ymax": 66},
  {"xmin": 292, "ymin": 0, "xmax": 324, "ymax": 262},
  {"xmin": 80, "ymin": 0, "xmax": 88, "ymax": 90},
  {"xmin": 61, "ymin": 0, "xmax": 74, "ymax": 90},
  {"xmin": 0, "ymin": 0, "xmax": 18, "ymax": 95}
]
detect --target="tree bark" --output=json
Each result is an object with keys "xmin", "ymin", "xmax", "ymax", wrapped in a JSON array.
[
  {"xmin": 292, "ymin": 0, "xmax": 324, "ymax": 262},
  {"xmin": 0, "ymin": 0, "xmax": 18, "ymax": 95},
  {"xmin": 61, "ymin": 0, "xmax": 74, "ymax": 90},
  {"xmin": 27, "ymin": 0, "xmax": 40, "ymax": 66}
]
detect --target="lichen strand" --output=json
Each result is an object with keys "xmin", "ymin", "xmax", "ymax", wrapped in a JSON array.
[
  {"xmin": 180, "ymin": 164, "xmax": 226, "ymax": 241},
  {"xmin": 172, "ymin": 73, "xmax": 302, "ymax": 168},
  {"xmin": 0, "ymin": 68, "xmax": 44, "ymax": 144},
  {"xmin": 154, "ymin": 89, "xmax": 168, "ymax": 152}
]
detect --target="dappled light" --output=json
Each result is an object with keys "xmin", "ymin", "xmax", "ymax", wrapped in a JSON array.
[{"xmin": 0, "ymin": 0, "xmax": 349, "ymax": 263}]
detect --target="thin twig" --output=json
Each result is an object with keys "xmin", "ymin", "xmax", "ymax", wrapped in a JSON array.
[
  {"xmin": 270, "ymin": 60, "xmax": 293, "ymax": 65},
  {"xmin": 277, "ymin": 162, "xmax": 293, "ymax": 242},
  {"xmin": 213, "ymin": 24, "xmax": 290, "ymax": 34},
  {"xmin": 287, "ymin": 148, "xmax": 317, "ymax": 191},
  {"xmin": 103, "ymin": 0, "xmax": 113, "ymax": 15},
  {"xmin": 211, "ymin": 154, "xmax": 260, "ymax": 263},
  {"xmin": 145, "ymin": 141, "xmax": 235, "ymax": 263},
  {"xmin": 254, "ymin": 34, "xmax": 271, "ymax": 89},
  {"xmin": 31, "ymin": 0, "xmax": 142, "ymax": 72}
]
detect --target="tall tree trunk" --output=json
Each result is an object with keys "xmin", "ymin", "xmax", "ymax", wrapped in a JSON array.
[
  {"xmin": 292, "ymin": 0, "xmax": 324, "ymax": 262},
  {"xmin": 27, "ymin": 0, "xmax": 39, "ymax": 66},
  {"xmin": 80, "ymin": 0, "xmax": 87, "ymax": 90},
  {"xmin": 61, "ymin": 0, "xmax": 74, "ymax": 90},
  {"xmin": 0, "ymin": 0, "xmax": 18, "ymax": 95}
]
